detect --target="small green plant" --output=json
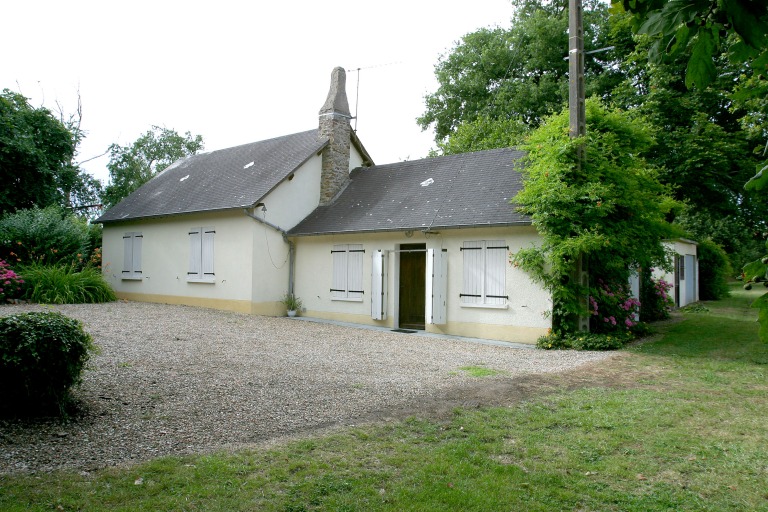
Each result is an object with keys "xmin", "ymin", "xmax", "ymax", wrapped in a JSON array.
[
  {"xmin": 20, "ymin": 263, "xmax": 116, "ymax": 304},
  {"xmin": 280, "ymin": 293, "xmax": 303, "ymax": 312},
  {"xmin": 681, "ymin": 303, "xmax": 710, "ymax": 314},
  {"xmin": 0, "ymin": 311, "xmax": 96, "ymax": 415}
]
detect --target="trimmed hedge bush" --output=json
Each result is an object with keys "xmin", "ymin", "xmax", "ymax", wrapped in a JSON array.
[
  {"xmin": 537, "ymin": 331, "xmax": 634, "ymax": 351},
  {"xmin": 0, "ymin": 311, "xmax": 95, "ymax": 415}
]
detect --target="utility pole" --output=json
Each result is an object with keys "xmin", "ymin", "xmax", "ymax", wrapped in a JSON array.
[
  {"xmin": 569, "ymin": 0, "xmax": 590, "ymax": 332},
  {"xmin": 569, "ymin": 0, "xmax": 586, "ymax": 142}
]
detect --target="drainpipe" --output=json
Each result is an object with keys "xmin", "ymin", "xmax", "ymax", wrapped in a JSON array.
[{"xmin": 243, "ymin": 208, "xmax": 295, "ymax": 296}]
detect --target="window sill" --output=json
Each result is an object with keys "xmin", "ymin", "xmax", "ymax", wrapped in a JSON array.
[
  {"xmin": 187, "ymin": 279, "xmax": 215, "ymax": 284},
  {"xmin": 332, "ymin": 297, "xmax": 364, "ymax": 302},
  {"xmin": 460, "ymin": 303, "xmax": 509, "ymax": 310}
]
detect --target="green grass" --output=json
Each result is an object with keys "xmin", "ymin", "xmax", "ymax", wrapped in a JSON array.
[
  {"xmin": 2, "ymin": 284, "xmax": 767, "ymax": 511},
  {"xmin": 459, "ymin": 365, "xmax": 501, "ymax": 377}
]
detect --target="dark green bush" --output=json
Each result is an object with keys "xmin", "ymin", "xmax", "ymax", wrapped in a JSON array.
[
  {"xmin": 20, "ymin": 263, "xmax": 116, "ymax": 304},
  {"xmin": 536, "ymin": 331, "xmax": 634, "ymax": 351},
  {"xmin": 0, "ymin": 311, "xmax": 95, "ymax": 415},
  {"xmin": 0, "ymin": 206, "xmax": 91, "ymax": 267},
  {"xmin": 697, "ymin": 239, "xmax": 731, "ymax": 300}
]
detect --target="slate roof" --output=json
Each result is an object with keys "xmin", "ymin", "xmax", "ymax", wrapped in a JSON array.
[
  {"xmin": 97, "ymin": 130, "xmax": 328, "ymax": 223},
  {"xmin": 289, "ymin": 147, "xmax": 530, "ymax": 236}
]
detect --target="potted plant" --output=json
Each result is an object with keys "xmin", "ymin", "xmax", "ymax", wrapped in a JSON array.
[{"xmin": 280, "ymin": 293, "xmax": 303, "ymax": 317}]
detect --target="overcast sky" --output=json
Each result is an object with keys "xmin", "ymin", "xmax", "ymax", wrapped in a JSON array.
[{"xmin": 3, "ymin": 0, "xmax": 514, "ymax": 184}]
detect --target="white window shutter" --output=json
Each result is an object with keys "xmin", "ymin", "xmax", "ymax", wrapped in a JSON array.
[
  {"xmin": 122, "ymin": 234, "xmax": 133, "ymax": 275},
  {"xmin": 461, "ymin": 241, "xmax": 483, "ymax": 304},
  {"xmin": 132, "ymin": 234, "xmax": 143, "ymax": 275},
  {"xmin": 371, "ymin": 250, "xmax": 387, "ymax": 320},
  {"xmin": 331, "ymin": 245, "xmax": 347, "ymax": 299},
  {"xmin": 189, "ymin": 229, "xmax": 202, "ymax": 279},
  {"xmin": 348, "ymin": 244, "xmax": 364, "ymax": 299},
  {"xmin": 426, "ymin": 249, "xmax": 448, "ymax": 324},
  {"xmin": 202, "ymin": 228, "xmax": 215, "ymax": 277},
  {"xmin": 485, "ymin": 241, "xmax": 507, "ymax": 305}
]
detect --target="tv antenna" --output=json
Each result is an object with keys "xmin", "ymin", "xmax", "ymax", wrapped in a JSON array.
[{"xmin": 346, "ymin": 61, "xmax": 401, "ymax": 132}]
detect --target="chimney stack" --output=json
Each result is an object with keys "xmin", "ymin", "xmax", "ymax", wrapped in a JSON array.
[{"xmin": 318, "ymin": 67, "xmax": 352, "ymax": 205}]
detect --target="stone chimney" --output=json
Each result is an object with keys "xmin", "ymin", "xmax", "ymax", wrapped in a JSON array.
[{"xmin": 318, "ymin": 67, "xmax": 352, "ymax": 205}]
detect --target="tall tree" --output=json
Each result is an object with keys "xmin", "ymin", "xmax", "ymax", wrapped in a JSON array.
[
  {"xmin": 511, "ymin": 99, "xmax": 679, "ymax": 333},
  {"xmin": 614, "ymin": 0, "xmax": 768, "ymax": 89},
  {"xmin": 102, "ymin": 126, "xmax": 204, "ymax": 209},
  {"xmin": 418, "ymin": 0, "xmax": 632, "ymax": 147},
  {"xmin": 0, "ymin": 90, "xmax": 74, "ymax": 214}
]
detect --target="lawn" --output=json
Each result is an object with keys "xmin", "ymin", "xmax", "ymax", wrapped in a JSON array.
[{"xmin": 1, "ymin": 285, "xmax": 767, "ymax": 511}]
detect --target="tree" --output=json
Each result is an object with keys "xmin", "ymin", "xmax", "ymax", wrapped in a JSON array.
[
  {"xmin": 511, "ymin": 99, "xmax": 679, "ymax": 334},
  {"xmin": 613, "ymin": 0, "xmax": 768, "ymax": 89},
  {"xmin": 616, "ymin": 0, "xmax": 768, "ymax": 340},
  {"xmin": 418, "ymin": 0, "xmax": 632, "ymax": 147},
  {"xmin": 102, "ymin": 126, "xmax": 204, "ymax": 209},
  {"xmin": 53, "ymin": 93, "xmax": 104, "ymax": 213},
  {"xmin": 0, "ymin": 90, "xmax": 74, "ymax": 214}
]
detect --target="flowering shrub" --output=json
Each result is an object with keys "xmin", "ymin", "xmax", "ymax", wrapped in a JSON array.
[
  {"xmin": 0, "ymin": 206, "xmax": 91, "ymax": 267},
  {"xmin": 640, "ymin": 269, "xmax": 674, "ymax": 321},
  {"xmin": 0, "ymin": 260, "xmax": 24, "ymax": 302},
  {"xmin": 589, "ymin": 279, "xmax": 641, "ymax": 333}
]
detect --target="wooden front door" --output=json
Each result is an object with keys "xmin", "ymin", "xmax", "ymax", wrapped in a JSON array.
[{"xmin": 399, "ymin": 244, "xmax": 426, "ymax": 329}]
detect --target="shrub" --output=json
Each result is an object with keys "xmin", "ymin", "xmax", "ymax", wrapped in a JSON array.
[
  {"xmin": 20, "ymin": 263, "xmax": 116, "ymax": 304},
  {"xmin": 697, "ymin": 239, "xmax": 731, "ymax": 300},
  {"xmin": 640, "ymin": 269, "xmax": 674, "ymax": 322},
  {"xmin": 536, "ymin": 331, "xmax": 633, "ymax": 351},
  {"xmin": 0, "ymin": 259, "xmax": 24, "ymax": 302},
  {"xmin": 0, "ymin": 311, "xmax": 95, "ymax": 415},
  {"xmin": 589, "ymin": 279, "xmax": 641, "ymax": 333},
  {"xmin": 0, "ymin": 206, "xmax": 91, "ymax": 267}
]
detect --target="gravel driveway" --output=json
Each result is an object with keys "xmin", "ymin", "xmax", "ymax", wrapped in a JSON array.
[{"xmin": 0, "ymin": 302, "xmax": 612, "ymax": 474}]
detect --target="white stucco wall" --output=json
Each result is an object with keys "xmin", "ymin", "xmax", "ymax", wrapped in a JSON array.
[
  {"xmin": 101, "ymin": 156, "xmax": 324, "ymax": 314},
  {"xmin": 292, "ymin": 226, "xmax": 551, "ymax": 343},
  {"xmin": 349, "ymin": 144, "xmax": 365, "ymax": 170},
  {"xmin": 102, "ymin": 210, "xmax": 256, "ymax": 311},
  {"xmin": 654, "ymin": 239, "xmax": 699, "ymax": 307},
  {"xmin": 252, "ymin": 154, "xmax": 322, "ymax": 229}
]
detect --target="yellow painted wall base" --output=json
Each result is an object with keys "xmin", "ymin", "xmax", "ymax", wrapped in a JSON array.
[
  {"xmin": 426, "ymin": 321, "xmax": 544, "ymax": 345},
  {"xmin": 302, "ymin": 310, "xmax": 394, "ymax": 329},
  {"xmin": 115, "ymin": 292, "xmax": 282, "ymax": 316}
]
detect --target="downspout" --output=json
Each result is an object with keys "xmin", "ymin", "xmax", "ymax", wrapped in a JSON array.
[{"xmin": 243, "ymin": 208, "xmax": 295, "ymax": 297}]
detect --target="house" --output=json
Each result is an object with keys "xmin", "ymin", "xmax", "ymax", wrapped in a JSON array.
[
  {"xmin": 628, "ymin": 239, "xmax": 699, "ymax": 312},
  {"xmin": 659, "ymin": 239, "xmax": 699, "ymax": 308},
  {"xmin": 97, "ymin": 67, "xmax": 552, "ymax": 343}
]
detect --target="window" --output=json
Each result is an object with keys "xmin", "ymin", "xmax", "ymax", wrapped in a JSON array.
[
  {"xmin": 460, "ymin": 240, "xmax": 508, "ymax": 306},
  {"xmin": 331, "ymin": 244, "xmax": 364, "ymax": 300},
  {"xmin": 188, "ymin": 227, "xmax": 215, "ymax": 282},
  {"xmin": 121, "ymin": 232, "xmax": 143, "ymax": 280}
]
